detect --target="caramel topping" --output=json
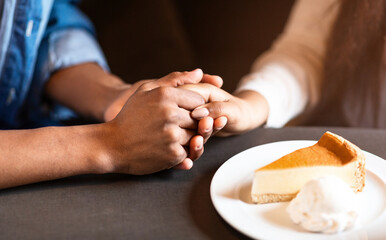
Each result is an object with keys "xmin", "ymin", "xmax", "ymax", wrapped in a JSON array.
[{"xmin": 258, "ymin": 132, "xmax": 359, "ymax": 171}]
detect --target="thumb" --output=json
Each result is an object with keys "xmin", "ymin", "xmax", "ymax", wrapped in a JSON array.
[
  {"xmin": 141, "ymin": 69, "xmax": 203, "ymax": 91},
  {"xmin": 191, "ymin": 101, "xmax": 232, "ymax": 120},
  {"xmin": 201, "ymin": 74, "xmax": 223, "ymax": 88}
]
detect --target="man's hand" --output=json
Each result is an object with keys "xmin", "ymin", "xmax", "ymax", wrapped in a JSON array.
[
  {"xmin": 100, "ymin": 78, "xmax": 207, "ymax": 174},
  {"xmin": 103, "ymin": 69, "xmax": 223, "ymax": 122},
  {"xmin": 102, "ymin": 70, "xmax": 224, "ymax": 170},
  {"xmin": 103, "ymin": 79, "xmax": 153, "ymax": 122}
]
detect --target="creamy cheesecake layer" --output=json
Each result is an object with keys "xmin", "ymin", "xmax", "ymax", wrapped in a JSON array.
[{"xmin": 252, "ymin": 162, "xmax": 358, "ymax": 196}]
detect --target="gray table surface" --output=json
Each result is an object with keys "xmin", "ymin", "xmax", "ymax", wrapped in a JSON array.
[{"xmin": 0, "ymin": 127, "xmax": 385, "ymax": 240}]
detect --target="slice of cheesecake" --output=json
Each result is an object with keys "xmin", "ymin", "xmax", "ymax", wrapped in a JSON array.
[{"xmin": 251, "ymin": 131, "xmax": 365, "ymax": 204}]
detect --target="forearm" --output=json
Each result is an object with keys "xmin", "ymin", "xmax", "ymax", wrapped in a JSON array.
[
  {"xmin": 0, "ymin": 70, "xmax": 212, "ymax": 189},
  {"xmin": 0, "ymin": 124, "xmax": 107, "ymax": 189},
  {"xmin": 45, "ymin": 63, "xmax": 130, "ymax": 121}
]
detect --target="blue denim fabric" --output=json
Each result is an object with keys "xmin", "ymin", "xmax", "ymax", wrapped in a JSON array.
[{"xmin": 0, "ymin": 0, "xmax": 108, "ymax": 129}]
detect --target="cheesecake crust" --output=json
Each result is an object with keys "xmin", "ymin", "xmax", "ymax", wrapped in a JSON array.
[
  {"xmin": 252, "ymin": 193, "xmax": 298, "ymax": 204},
  {"xmin": 353, "ymin": 154, "xmax": 366, "ymax": 192}
]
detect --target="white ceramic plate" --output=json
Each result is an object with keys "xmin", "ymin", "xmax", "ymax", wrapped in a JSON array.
[{"xmin": 210, "ymin": 140, "xmax": 386, "ymax": 240}]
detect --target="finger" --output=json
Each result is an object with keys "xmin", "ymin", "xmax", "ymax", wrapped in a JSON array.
[
  {"xmin": 176, "ymin": 108, "xmax": 197, "ymax": 129},
  {"xmin": 201, "ymin": 74, "xmax": 223, "ymax": 88},
  {"xmin": 172, "ymin": 158, "xmax": 193, "ymax": 170},
  {"xmin": 168, "ymin": 87, "xmax": 206, "ymax": 110},
  {"xmin": 146, "ymin": 86, "xmax": 205, "ymax": 111},
  {"xmin": 179, "ymin": 83, "xmax": 230, "ymax": 103},
  {"xmin": 189, "ymin": 135, "xmax": 204, "ymax": 161},
  {"xmin": 212, "ymin": 116, "xmax": 228, "ymax": 136},
  {"xmin": 197, "ymin": 117, "xmax": 214, "ymax": 143},
  {"xmin": 191, "ymin": 101, "xmax": 232, "ymax": 120},
  {"xmin": 177, "ymin": 128, "xmax": 196, "ymax": 146},
  {"xmin": 159, "ymin": 69, "xmax": 203, "ymax": 86},
  {"xmin": 168, "ymin": 144, "xmax": 189, "ymax": 169},
  {"xmin": 141, "ymin": 69, "xmax": 204, "ymax": 91}
]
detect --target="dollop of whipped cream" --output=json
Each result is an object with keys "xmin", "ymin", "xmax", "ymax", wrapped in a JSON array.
[{"xmin": 286, "ymin": 176, "xmax": 359, "ymax": 234}]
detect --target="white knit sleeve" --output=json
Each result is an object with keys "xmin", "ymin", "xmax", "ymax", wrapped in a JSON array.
[
  {"xmin": 236, "ymin": 0, "xmax": 340, "ymax": 127},
  {"xmin": 237, "ymin": 64, "xmax": 307, "ymax": 128}
]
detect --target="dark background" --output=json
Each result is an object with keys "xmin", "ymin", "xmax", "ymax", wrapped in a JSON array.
[{"xmin": 80, "ymin": 0, "xmax": 295, "ymax": 92}]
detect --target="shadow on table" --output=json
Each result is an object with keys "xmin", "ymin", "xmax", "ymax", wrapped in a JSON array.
[{"xmin": 188, "ymin": 168, "xmax": 252, "ymax": 240}]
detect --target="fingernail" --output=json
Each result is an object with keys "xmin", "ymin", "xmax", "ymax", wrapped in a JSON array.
[
  {"xmin": 185, "ymin": 158, "xmax": 194, "ymax": 169},
  {"xmin": 192, "ymin": 108, "xmax": 209, "ymax": 119},
  {"xmin": 196, "ymin": 144, "xmax": 202, "ymax": 150},
  {"xmin": 221, "ymin": 117, "xmax": 228, "ymax": 126},
  {"xmin": 215, "ymin": 117, "xmax": 228, "ymax": 130}
]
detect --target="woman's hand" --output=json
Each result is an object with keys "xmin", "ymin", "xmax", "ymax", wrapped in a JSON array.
[{"xmin": 180, "ymin": 83, "xmax": 269, "ymax": 137}]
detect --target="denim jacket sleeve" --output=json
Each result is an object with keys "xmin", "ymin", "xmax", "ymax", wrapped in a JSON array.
[{"xmin": 27, "ymin": 0, "xmax": 109, "ymax": 126}]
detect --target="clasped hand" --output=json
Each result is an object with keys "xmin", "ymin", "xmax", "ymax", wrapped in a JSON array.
[{"xmin": 102, "ymin": 69, "xmax": 268, "ymax": 175}]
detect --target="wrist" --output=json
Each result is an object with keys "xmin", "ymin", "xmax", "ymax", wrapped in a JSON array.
[
  {"xmin": 94, "ymin": 74, "xmax": 131, "ymax": 122},
  {"xmin": 235, "ymin": 90, "xmax": 269, "ymax": 130},
  {"xmin": 83, "ymin": 123, "xmax": 117, "ymax": 174}
]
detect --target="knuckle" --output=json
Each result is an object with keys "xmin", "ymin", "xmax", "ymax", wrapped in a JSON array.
[
  {"xmin": 160, "ymin": 107, "xmax": 178, "ymax": 122},
  {"xmin": 168, "ymin": 71, "xmax": 181, "ymax": 78},
  {"xmin": 138, "ymin": 81, "xmax": 154, "ymax": 91},
  {"xmin": 153, "ymin": 87, "xmax": 171, "ymax": 101},
  {"xmin": 175, "ymin": 78, "xmax": 184, "ymax": 86},
  {"xmin": 208, "ymin": 101, "xmax": 223, "ymax": 115},
  {"xmin": 168, "ymin": 144, "xmax": 186, "ymax": 161},
  {"xmin": 166, "ymin": 72, "xmax": 186, "ymax": 86},
  {"xmin": 159, "ymin": 86, "xmax": 172, "ymax": 97},
  {"xmin": 163, "ymin": 125, "xmax": 180, "ymax": 142}
]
